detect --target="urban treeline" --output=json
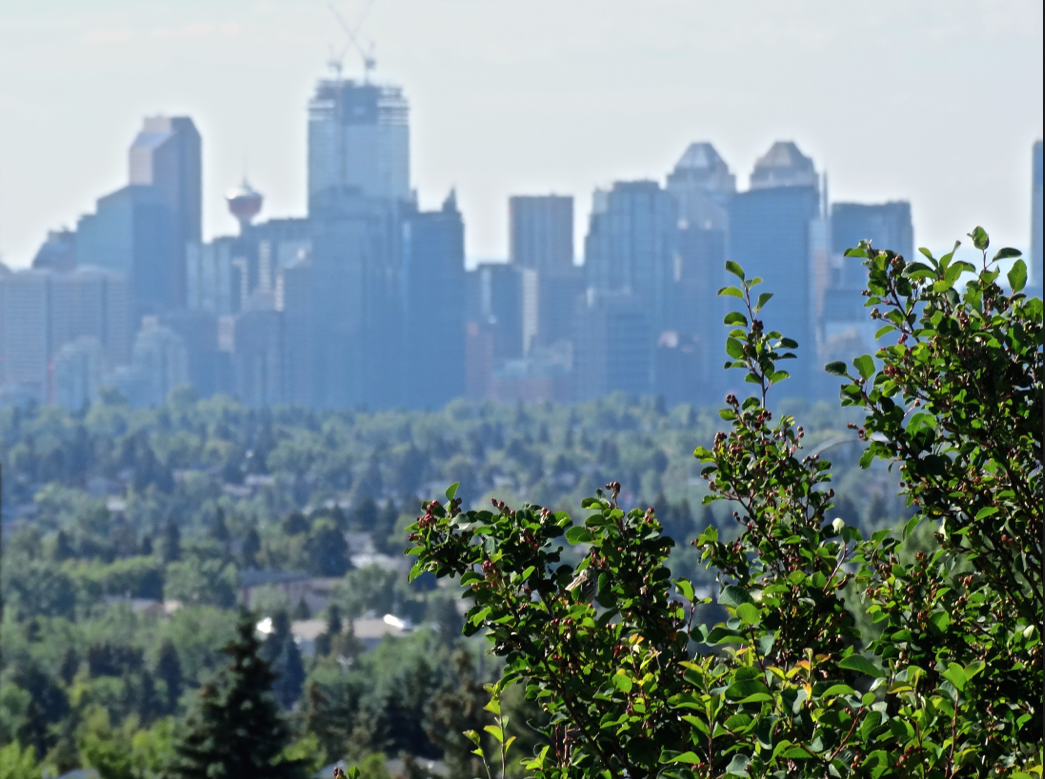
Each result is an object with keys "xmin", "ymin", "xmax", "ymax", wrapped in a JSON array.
[{"xmin": 3, "ymin": 384, "xmax": 897, "ymax": 775}]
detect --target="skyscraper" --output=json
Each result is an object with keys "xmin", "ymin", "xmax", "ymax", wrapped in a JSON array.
[
  {"xmin": 584, "ymin": 181, "xmax": 676, "ymax": 332},
  {"xmin": 573, "ymin": 291, "xmax": 652, "ymax": 400},
  {"xmin": 666, "ymin": 142, "xmax": 735, "ymax": 231},
  {"xmin": 509, "ymin": 195, "xmax": 574, "ymax": 273},
  {"xmin": 1033, "ymin": 140, "xmax": 1043, "ymax": 280},
  {"xmin": 402, "ymin": 192, "xmax": 466, "ymax": 409},
  {"xmin": 831, "ymin": 202, "xmax": 914, "ymax": 284},
  {"xmin": 128, "ymin": 116, "xmax": 202, "ymax": 308},
  {"xmin": 0, "ymin": 270, "xmax": 51, "ymax": 401},
  {"xmin": 729, "ymin": 142, "xmax": 821, "ymax": 399},
  {"xmin": 822, "ymin": 202, "xmax": 913, "ymax": 377},
  {"xmin": 49, "ymin": 267, "xmax": 131, "ymax": 369},
  {"xmin": 307, "ymin": 79, "xmax": 410, "ymax": 210},
  {"xmin": 307, "ymin": 191, "xmax": 403, "ymax": 409}
]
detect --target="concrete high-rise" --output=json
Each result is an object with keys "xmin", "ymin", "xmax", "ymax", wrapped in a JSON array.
[
  {"xmin": 307, "ymin": 79, "xmax": 410, "ymax": 210},
  {"xmin": 509, "ymin": 195, "xmax": 574, "ymax": 273},
  {"xmin": 0, "ymin": 270, "xmax": 51, "ymax": 400},
  {"xmin": 0, "ymin": 268, "xmax": 130, "ymax": 403},
  {"xmin": 128, "ymin": 116, "xmax": 202, "ymax": 308},
  {"xmin": 49, "ymin": 267, "xmax": 131, "ymax": 369},
  {"xmin": 1033, "ymin": 140, "xmax": 1043, "ymax": 280},
  {"xmin": 729, "ymin": 142, "xmax": 822, "ymax": 399}
]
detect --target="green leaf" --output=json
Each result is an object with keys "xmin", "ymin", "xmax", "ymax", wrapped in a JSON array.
[
  {"xmin": 781, "ymin": 747, "xmax": 814, "ymax": 759},
  {"xmin": 724, "ymin": 754, "xmax": 750, "ymax": 777},
  {"xmin": 1007, "ymin": 258, "xmax": 1028, "ymax": 292},
  {"xmin": 725, "ymin": 337, "xmax": 745, "ymax": 359},
  {"xmin": 464, "ymin": 730, "xmax": 481, "ymax": 746},
  {"xmin": 852, "ymin": 354, "xmax": 875, "ymax": 380},
  {"xmin": 824, "ymin": 361, "xmax": 848, "ymax": 377},
  {"xmin": 725, "ymin": 260, "xmax": 745, "ymax": 280},
  {"xmin": 968, "ymin": 226, "xmax": 989, "ymax": 251},
  {"xmin": 445, "ymin": 482, "xmax": 459, "ymax": 501},
  {"xmin": 612, "ymin": 672, "xmax": 633, "ymax": 693},
  {"xmin": 736, "ymin": 602, "xmax": 760, "ymax": 625},
  {"xmin": 778, "ymin": 337, "xmax": 798, "ymax": 349},
  {"xmin": 974, "ymin": 506, "xmax": 999, "ymax": 520},
  {"xmin": 666, "ymin": 752, "xmax": 702, "ymax": 764},
  {"xmin": 723, "ymin": 311, "xmax": 748, "ymax": 326},
  {"xmin": 929, "ymin": 611, "xmax": 950, "ymax": 634},
  {"xmin": 768, "ymin": 370, "xmax": 789, "ymax": 385},
  {"xmin": 839, "ymin": 654, "xmax": 884, "ymax": 678},
  {"xmin": 942, "ymin": 662, "xmax": 967, "ymax": 692},
  {"xmin": 992, "ymin": 246, "xmax": 1022, "ymax": 261},
  {"xmin": 755, "ymin": 292, "xmax": 774, "ymax": 312},
  {"xmin": 484, "ymin": 725, "xmax": 504, "ymax": 743},
  {"xmin": 719, "ymin": 585, "xmax": 754, "ymax": 607},
  {"xmin": 565, "ymin": 526, "xmax": 593, "ymax": 545},
  {"xmin": 675, "ymin": 579, "xmax": 695, "ymax": 602},
  {"xmin": 874, "ymin": 325, "xmax": 895, "ymax": 339},
  {"xmin": 903, "ymin": 515, "xmax": 922, "ymax": 539},
  {"xmin": 821, "ymin": 684, "xmax": 857, "ymax": 697},
  {"xmin": 718, "ymin": 286, "xmax": 744, "ymax": 299}
]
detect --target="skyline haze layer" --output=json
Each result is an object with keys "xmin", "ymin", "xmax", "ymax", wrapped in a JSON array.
[{"xmin": 1, "ymin": 0, "xmax": 1041, "ymax": 267}]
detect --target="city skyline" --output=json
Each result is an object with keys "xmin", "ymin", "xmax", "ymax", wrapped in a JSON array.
[{"xmin": 1, "ymin": 1, "xmax": 1041, "ymax": 268}]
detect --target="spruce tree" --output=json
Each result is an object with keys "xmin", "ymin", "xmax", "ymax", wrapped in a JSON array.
[{"xmin": 164, "ymin": 611, "xmax": 308, "ymax": 778}]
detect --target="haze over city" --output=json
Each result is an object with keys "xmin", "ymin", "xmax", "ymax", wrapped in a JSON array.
[{"xmin": 1, "ymin": 0, "xmax": 1042, "ymax": 266}]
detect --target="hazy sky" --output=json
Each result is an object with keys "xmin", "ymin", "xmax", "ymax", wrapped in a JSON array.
[{"xmin": 1, "ymin": 0, "xmax": 1041, "ymax": 268}]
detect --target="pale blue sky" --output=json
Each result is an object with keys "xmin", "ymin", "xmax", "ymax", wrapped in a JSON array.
[{"xmin": 1, "ymin": 0, "xmax": 1041, "ymax": 267}]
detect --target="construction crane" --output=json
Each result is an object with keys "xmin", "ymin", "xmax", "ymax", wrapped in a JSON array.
[{"xmin": 329, "ymin": 2, "xmax": 377, "ymax": 83}]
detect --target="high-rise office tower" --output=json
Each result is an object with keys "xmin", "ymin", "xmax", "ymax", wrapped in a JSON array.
[
  {"xmin": 584, "ymin": 181, "xmax": 676, "ymax": 332},
  {"xmin": 49, "ymin": 267, "xmax": 131, "ymax": 369},
  {"xmin": 831, "ymin": 202, "xmax": 914, "ymax": 285},
  {"xmin": 128, "ymin": 116, "xmax": 202, "ymax": 308},
  {"xmin": 749, "ymin": 141, "xmax": 819, "ymax": 190},
  {"xmin": 402, "ymin": 191, "xmax": 466, "ymax": 408},
  {"xmin": 307, "ymin": 79, "xmax": 410, "ymax": 210},
  {"xmin": 666, "ymin": 142, "xmax": 735, "ymax": 231},
  {"xmin": 663, "ymin": 142, "xmax": 735, "ymax": 404},
  {"xmin": 0, "ymin": 268, "xmax": 130, "ymax": 403},
  {"xmin": 281, "ymin": 258, "xmax": 313, "ymax": 407},
  {"xmin": 0, "ymin": 270, "xmax": 51, "ymax": 400},
  {"xmin": 307, "ymin": 191, "xmax": 403, "ymax": 409},
  {"xmin": 822, "ymin": 202, "xmax": 914, "ymax": 376},
  {"xmin": 31, "ymin": 228, "xmax": 77, "ymax": 272},
  {"xmin": 77, "ymin": 185, "xmax": 172, "ymax": 319},
  {"xmin": 229, "ymin": 309, "xmax": 285, "ymax": 407},
  {"xmin": 1033, "ymin": 140, "xmax": 1043, "ymax": 281},
  {"xmin": 573, "ymin": 291, "xmax": 652, "ymax": 400},
  {"xmin": 667, "ymin": 226, "xmax": 727, "ymax": 404},
  {"xmin": 729, "ymin": 142, "xmax": 821, "ymax": 399},
  {"xmin": 508, "ymin": 194, "xmax": 584, "ymax": 350},
  {"xmin": 509, "ymin": 195, "xmax": 574, "ymax": 273}
]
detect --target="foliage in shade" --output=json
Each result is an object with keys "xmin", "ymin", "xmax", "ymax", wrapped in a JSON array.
[
  {"xmin": 409, "ymin": 230, "xmax": 1043, "ymax": 778},
  {"xmin": 162, "ymin": 610, "xmax": 309, "ymax": 779}
]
